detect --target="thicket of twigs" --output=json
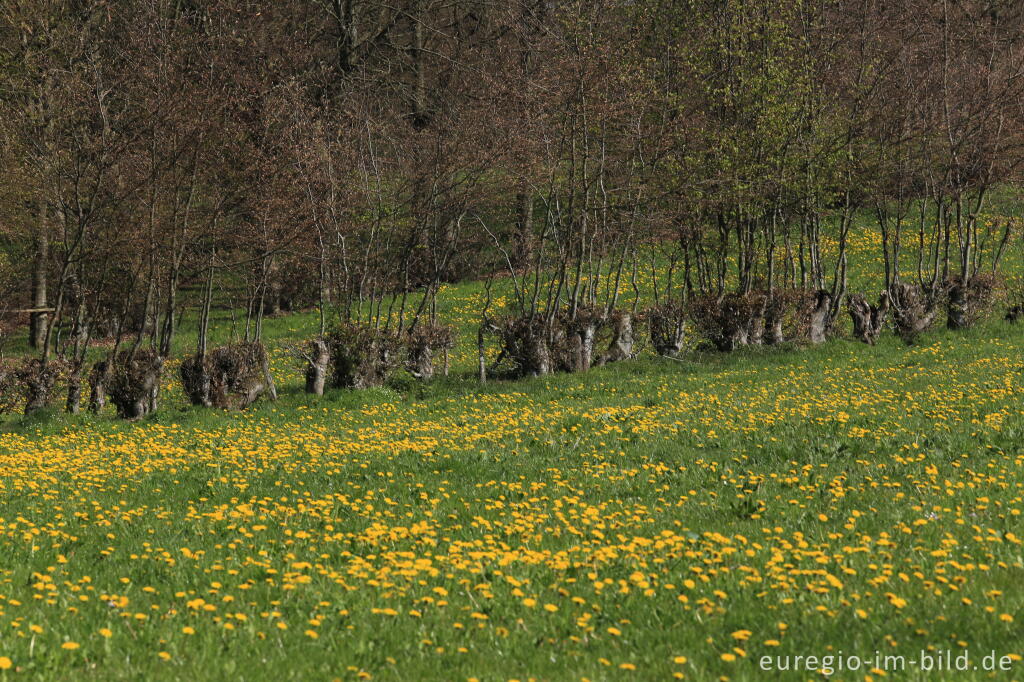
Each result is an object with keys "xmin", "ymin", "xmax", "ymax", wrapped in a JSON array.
[{"xmin": 1, "ymin": 1, "xmax": 1023, "ymax": 416}]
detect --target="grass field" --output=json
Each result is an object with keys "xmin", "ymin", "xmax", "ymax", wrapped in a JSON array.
[{"xmin": 0, "ymin": 220, "xmax": 1023, "ymax": 680}]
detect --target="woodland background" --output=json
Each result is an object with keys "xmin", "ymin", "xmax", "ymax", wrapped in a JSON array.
[{"xmin": 1, "ymin": 0, "xmax": 1024, "ymax": 415}]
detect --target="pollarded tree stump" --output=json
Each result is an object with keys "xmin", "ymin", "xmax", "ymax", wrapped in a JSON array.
[
  {"xmin": 498, "ymin": 316, "xmax": 553, "ymax": 378},
  {"xmin": 405, "ymin": 325, "xmax": 455, "ymax": 382},
  {"xmin": 304, "ymin": 339, "xmax": 331, "ymax": 395},
  {"xmin": 18, "ymin": 359, "xmax": 61, "ymax": 415},
  {"xmin": 946, "ymin": 274, "xmax": 998, "ymax": 330},
  {"xmin": 759, "ymin": 288, "xmax": 819, "ymax": 345},
  {"xmin": 763, "ymin": 295, "xmax": 787, "ymax": 345},
  {"xmin": 890, "ymin": 283, "xmax": 941, "ymax": 345},
  {"xmin": 181, "ymin": 342, "xmax": 277, "ymax": 409},
  {"xmin": 88, "ymin": 359, "xmax": 111, "ymax": 414},
  {"xmin": 649, "ymin": 305, "xmax": 687, "ymax": 357},
  {"xmin": 745, "ymin": 292, "xmax": 768, "ymax": 346},
  {"xmin": 555, "ymin": 309, "xmax": 603, "ymax": 373},
  {"xmin": 808, "ymin": 291, "xmax": 833, "ymax": 345},
  {"xmin": 597, "ymin": 311, "xmax": 635, "ymax": 365},
  {"xmin": 573, "ymin": 321, "xmax": 597, "ymax": 373},
  {"xmin": 848, "ymin": 291, "xmax": 890, "ymax": 345},
  {"xmin": 66, "ymin": 365, "xmax": 84, "ymax": 414},
  {"xmin": 328, "ymin": 323, "xmax": 403, "ymax": 389},
  {"xmin": 690, "ymin": 293, "xmax": 763, "ymax": 352},
  {"xmin": 108, "ymin": 350, "xmax": 164, "ymax": 420}
]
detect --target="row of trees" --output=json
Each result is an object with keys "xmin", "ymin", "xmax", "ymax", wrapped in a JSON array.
[{"xmin": 1, "ymin": 0, "xmax": 1022, "ymax": 416}]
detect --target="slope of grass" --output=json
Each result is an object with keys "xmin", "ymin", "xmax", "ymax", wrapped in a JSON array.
[
  {"xmin": 0, "ymin": 211, "xmax": 1023, "ymax": 679},
  {"xmin": 0, "ymin": 310, "xmax": 1022, "ymax": 679}
]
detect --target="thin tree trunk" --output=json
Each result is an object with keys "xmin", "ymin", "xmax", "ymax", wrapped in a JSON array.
[{"xmin": 30, "ymin": 205, "xmax": 50, "ymax": 349}]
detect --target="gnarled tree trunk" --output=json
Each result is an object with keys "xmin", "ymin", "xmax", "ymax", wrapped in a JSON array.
[
  {"xmin": 848, "ymin": 292, "xmax": 890, "ymax": 345},
  {"xmin": 21, "ymin": 360, "xmax": 58, "ymax": 415},
  {"xmin": 890, "ymin": 283, "xmax": 941, "ymax": 345},
  {"xmin": 304, "ymin": 339, "xmax": 330, "ymax": 395},
  {"xmin": 405, "ymin": 325, "xmax": 454, "ymax": 381},
  {"xmin": 649, "ymin": 305, "xmax": 686, "ymax": 356},
  {"xmin": 108, "ymin": 351, "xmax": 164, "ymax": 420},
  {"xmin": 808, "ymin": 291, "xmax": 832, "ymax": 345},
  {"xmin": 88, "ymin": 359, "xmax": 110, "ymax": 414},
  {"xmin": 597, "ymin": 311, "xmax": 634, "ymax": 365},
  {"xmin": 66, "ymin": 365, "xmax": 83, "ymax": 414},
  {"xmin": 946, "ymin": 274, "xmax": 997, "ymax": 330},
  {"xmin": 181, "ymin": 342, "xmax": 276, "ymax": 409},
  {"xmin": 747, "ymin": 294, "xmax": 767, "ymax": 346},
  {"xmin": 567, "ymin": 321, "xmax": 597, "ymax": 373}
]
